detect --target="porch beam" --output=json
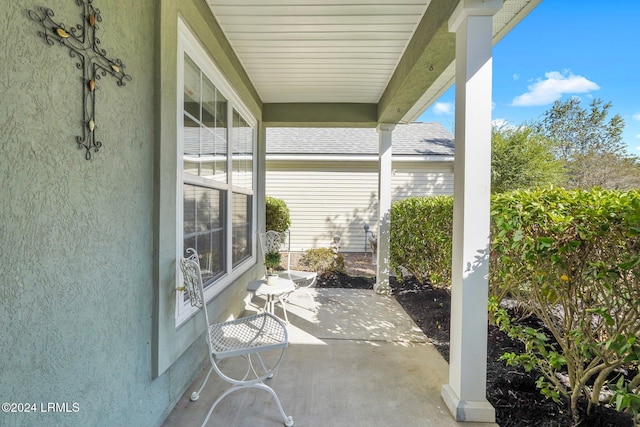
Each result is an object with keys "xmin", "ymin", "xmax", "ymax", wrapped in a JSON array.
[
  {"xmin": 441, "ymin": 0, "xmax": 501, "ymax": 423},
  {"xmin": 377, "ymin": 0, "xmax": 457, "ymax": 124},
  {"xmin": 262, "ymin": 103, "xmax": 377, "ymax": 127},
  {"xmin": 374, "ymin": 123, "xmax": 395, "ymax": 295}
]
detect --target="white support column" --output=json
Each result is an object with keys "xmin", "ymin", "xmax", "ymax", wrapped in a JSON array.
[
  {"xmin": 374, "ymin": 123, "xmax": 395, "ymax": 295},
  {"xmin": 441, "ymin": 0, "xmax": 501, "ymax": 423}
]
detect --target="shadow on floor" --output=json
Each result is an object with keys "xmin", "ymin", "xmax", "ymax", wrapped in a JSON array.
[{"xmin": 161, "ymin": 288, "xmax": 497, "ymax": 427}]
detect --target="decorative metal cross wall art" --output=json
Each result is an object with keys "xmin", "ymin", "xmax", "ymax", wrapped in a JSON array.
[{"xmin": 28, "ymin": 1, "xmax": 132, "ymax": 160}]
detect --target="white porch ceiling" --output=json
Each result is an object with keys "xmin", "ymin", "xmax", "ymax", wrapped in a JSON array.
[
  {"xmin": 208, "ymin": 0, "xmax": 430, "ymax": 104},
  {"xmin": 206, "ymin": 0, "xmax": 540, "ymax": 121}
]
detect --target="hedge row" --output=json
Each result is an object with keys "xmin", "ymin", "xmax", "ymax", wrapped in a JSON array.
[
  {"xmin": 390, "ymin": 195, "xmax": 453, "ymax": 287},
  {"xmin": 389, "ymin": 188, "xmax": 640, "ymax": 420},
  {"xmin": 489, "ymin": 187, "xmax": 640, "ymax": 419}
]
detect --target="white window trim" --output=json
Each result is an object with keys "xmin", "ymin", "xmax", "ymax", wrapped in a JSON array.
[{"xmin": 175, "ymin": 18, "xmax": 257, "ymax": 326}]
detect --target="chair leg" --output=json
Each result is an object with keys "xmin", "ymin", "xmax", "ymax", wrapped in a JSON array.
[
  {"xmin": 277, "ymin": 295, "xmax": 290, "ymax": 324},
  {"xmin": 200, "ymin": 383, "xmax": 294, "ymax": 427},
  {"xmin": 254, "ymin": 353, "xmax": 275, "ymax": 379},
  {"xmin": 191, "ymin": 365, "xmax": 214, "ymax": 401}
]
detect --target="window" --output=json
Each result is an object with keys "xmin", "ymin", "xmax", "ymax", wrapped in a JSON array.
[
  {"xmin": 176, "ymin": 28, "xmax": 256, "ymax": 323},
  {"xmin": 231, "ymin": 111, "xmax": 254, "ymax": 266}
]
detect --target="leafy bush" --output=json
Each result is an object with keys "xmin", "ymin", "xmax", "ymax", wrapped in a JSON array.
[
  {"xmin": 266, "ymin": 196, "xmax": 291, "ymax": 232},
  {"xmin": 390, "ymin": 196, "xmax": 453, "ymax": 287},
  {"xmin": 489, "ymin": 187, "xmax": 640, "ymax": 421},
  {"xmin": 386, "ymin": 188, "xmax": 640, "ymax": 420},
  {"xmin": 299, "ymin": 247, "xmax": 345, "ymax": 274}
]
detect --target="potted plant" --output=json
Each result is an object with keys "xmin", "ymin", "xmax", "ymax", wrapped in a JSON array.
[{"xmin": 264, "ymin": 250, "xmax": 281, "ymax": 285}]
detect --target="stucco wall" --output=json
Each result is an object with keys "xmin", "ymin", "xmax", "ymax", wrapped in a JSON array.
[{"xmin": 0, "ymin": 1, "xmax": 257, "ymax": 426}]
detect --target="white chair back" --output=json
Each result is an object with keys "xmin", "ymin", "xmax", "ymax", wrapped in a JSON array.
[{"xmin": 179, "ymin": 248, "xmax": 211, "ymax": 330}]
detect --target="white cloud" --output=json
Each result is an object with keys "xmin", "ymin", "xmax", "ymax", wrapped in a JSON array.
[
  {"xmin": 433, "ymin": 102, "xmax": 454, "ymax": 115},
  {"xmin": 491, "ymin": 119, "xmax": 521, "ymax": 130},
  {"xmin": 633, "ymin": 113, "xmax": 640, "ymax": 121},
  {"xmin": 513, "ymin": 73, "xmax": 520, "ymax": 81},
  {"xmin": 511, "ymin": 70, "xmax": 600, "ymax": 107},
  {"xmin": 492, "ymin": 118, "xmax": 509, "ymax": 128}
]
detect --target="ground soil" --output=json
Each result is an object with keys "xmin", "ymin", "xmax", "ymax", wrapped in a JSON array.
[{"xmin": 309, "ymin": 253, "xmax": 635, "ymax": 427}]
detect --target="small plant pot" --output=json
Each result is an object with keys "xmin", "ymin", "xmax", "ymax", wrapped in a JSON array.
[{"xmin": 266, "ymin": 273, "xmax": 279, "ymax": 286}]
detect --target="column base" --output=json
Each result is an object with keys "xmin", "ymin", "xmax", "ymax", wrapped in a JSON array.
[
  {"xmin": 441, "ymin": 384, "xmax": 496, "ymax": 423},
  {"xmin": 373, "ymin": 283, "xmax": 391, "ymax": 295}
]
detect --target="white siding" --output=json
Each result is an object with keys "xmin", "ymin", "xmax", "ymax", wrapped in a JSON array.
[
  {"xmin": 266, "ymin": 159, "xmax": 453, "ymax": 252},
  {"xmin": 391, "ymin": 161, "xmax": 454, "ymax": 200}
]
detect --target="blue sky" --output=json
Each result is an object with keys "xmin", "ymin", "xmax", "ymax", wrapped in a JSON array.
[{"xmin": 418, "ymin": 0, "xmax": 640, "ymax": 155}]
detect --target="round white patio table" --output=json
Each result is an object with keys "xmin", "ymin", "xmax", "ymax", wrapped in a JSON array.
[{"xmin": 253, "ymin": 277, "xmax": 296, "ymax": 323}]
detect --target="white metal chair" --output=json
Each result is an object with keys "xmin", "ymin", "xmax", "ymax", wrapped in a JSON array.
[
  {"xmin": 260, "ymin": 230, "xmax": 317, "ymax": 312},
  {"xmin": 180, "ymin": 249, "xmax": 294, "ymax": 427}
]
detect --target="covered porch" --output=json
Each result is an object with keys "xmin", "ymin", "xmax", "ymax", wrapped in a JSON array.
[
  {"xmin": 162, "ymin": 288, "xmax": 498, "ymax": 427},
  {"xmin": 228, "ymin": 0, "xmax": 541, "ymax": 421}
]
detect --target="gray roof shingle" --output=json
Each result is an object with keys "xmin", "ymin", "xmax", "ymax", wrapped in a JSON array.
[{"xmin": 266, "ymin": 122, "xmax": 454, "ymax": 156}]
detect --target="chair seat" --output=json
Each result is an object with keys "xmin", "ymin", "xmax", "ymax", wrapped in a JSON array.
[
  {"xmin": 209, "ymin": 312, "xmax": 287, "ymax": 360},
  {"xmin": 280, "ymin": 269, "xmax": 317, "ymax": 282}
]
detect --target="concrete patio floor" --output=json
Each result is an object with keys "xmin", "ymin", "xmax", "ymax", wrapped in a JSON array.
[{"xmin": 161, "ymin": 288, "xmax": 498, "ymax": 427}]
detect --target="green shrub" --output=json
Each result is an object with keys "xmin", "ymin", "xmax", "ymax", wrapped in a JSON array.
[
  {"xmin": 489, "ymin": 187, "xmax": 640, "ymax": 421},
  {"xmin": 390, "ymin": 196, "xmax": 453, "ymax": 287},
  {"xmin": 387, "ymin": 188, "xmax": 640, "ymax": 420},
  {"xmin": 299, "ymin": 247, "xmax": 345, "ymax": 274},
  {"xmin": 266, "ymin": 196, "xmax": 291, "ymax": 232},
  {"xmin": 263, "ymin": 251, "xmax": 281, "ymax": 274}
]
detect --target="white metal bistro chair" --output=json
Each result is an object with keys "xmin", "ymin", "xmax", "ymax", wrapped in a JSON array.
[
  {"xmin": 180, "ymin": 249, "xmax": 294, "ymax": 427},
  {"xmin": 260, "ymin": 230, "xmax": 317, "ymax": 313}
]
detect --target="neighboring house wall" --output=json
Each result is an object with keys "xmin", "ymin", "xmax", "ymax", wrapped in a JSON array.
[
  {"xmin": 392, "ymin": 161, "xmax": 454, "ymax": 198},
  {"xmin": 267, "ymin": 160, "xmax": 378, "ymax": 252},
  {"xmin": 266, "ymin": 160, "xmax": 453, "ymax": 252},
  {"xmin": 0, "ymin": 2, "xmax": 260, "ymax": 426},
  {"xmin": 266, "ymin": 123, "xmax": 455, "ymax": 252}
]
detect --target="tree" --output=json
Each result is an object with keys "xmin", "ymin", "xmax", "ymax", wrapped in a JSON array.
[
  {"xmin": 569, "ymin": 151, "xmax": 640, "ymax": 190},
  {"xmin": 534, "ymin": 98, "xmax": 640, "ymax": 189},
  {"xmin": 491, "ymin": 124, "xmax": 563, "ymax": 193},
  {"xmin": 537, "ymin": 98, "xmax": 625, "ymax": 160}
]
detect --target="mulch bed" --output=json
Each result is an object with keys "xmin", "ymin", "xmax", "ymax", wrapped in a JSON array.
[{"xmin": 315, "ymin": 271, "xmax": 634, "ymax": 427}]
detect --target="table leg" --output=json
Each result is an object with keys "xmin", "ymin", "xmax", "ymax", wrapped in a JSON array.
[{"xmin": 266, "ymin": 295, "xmax": 274, "ymax": 315}]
